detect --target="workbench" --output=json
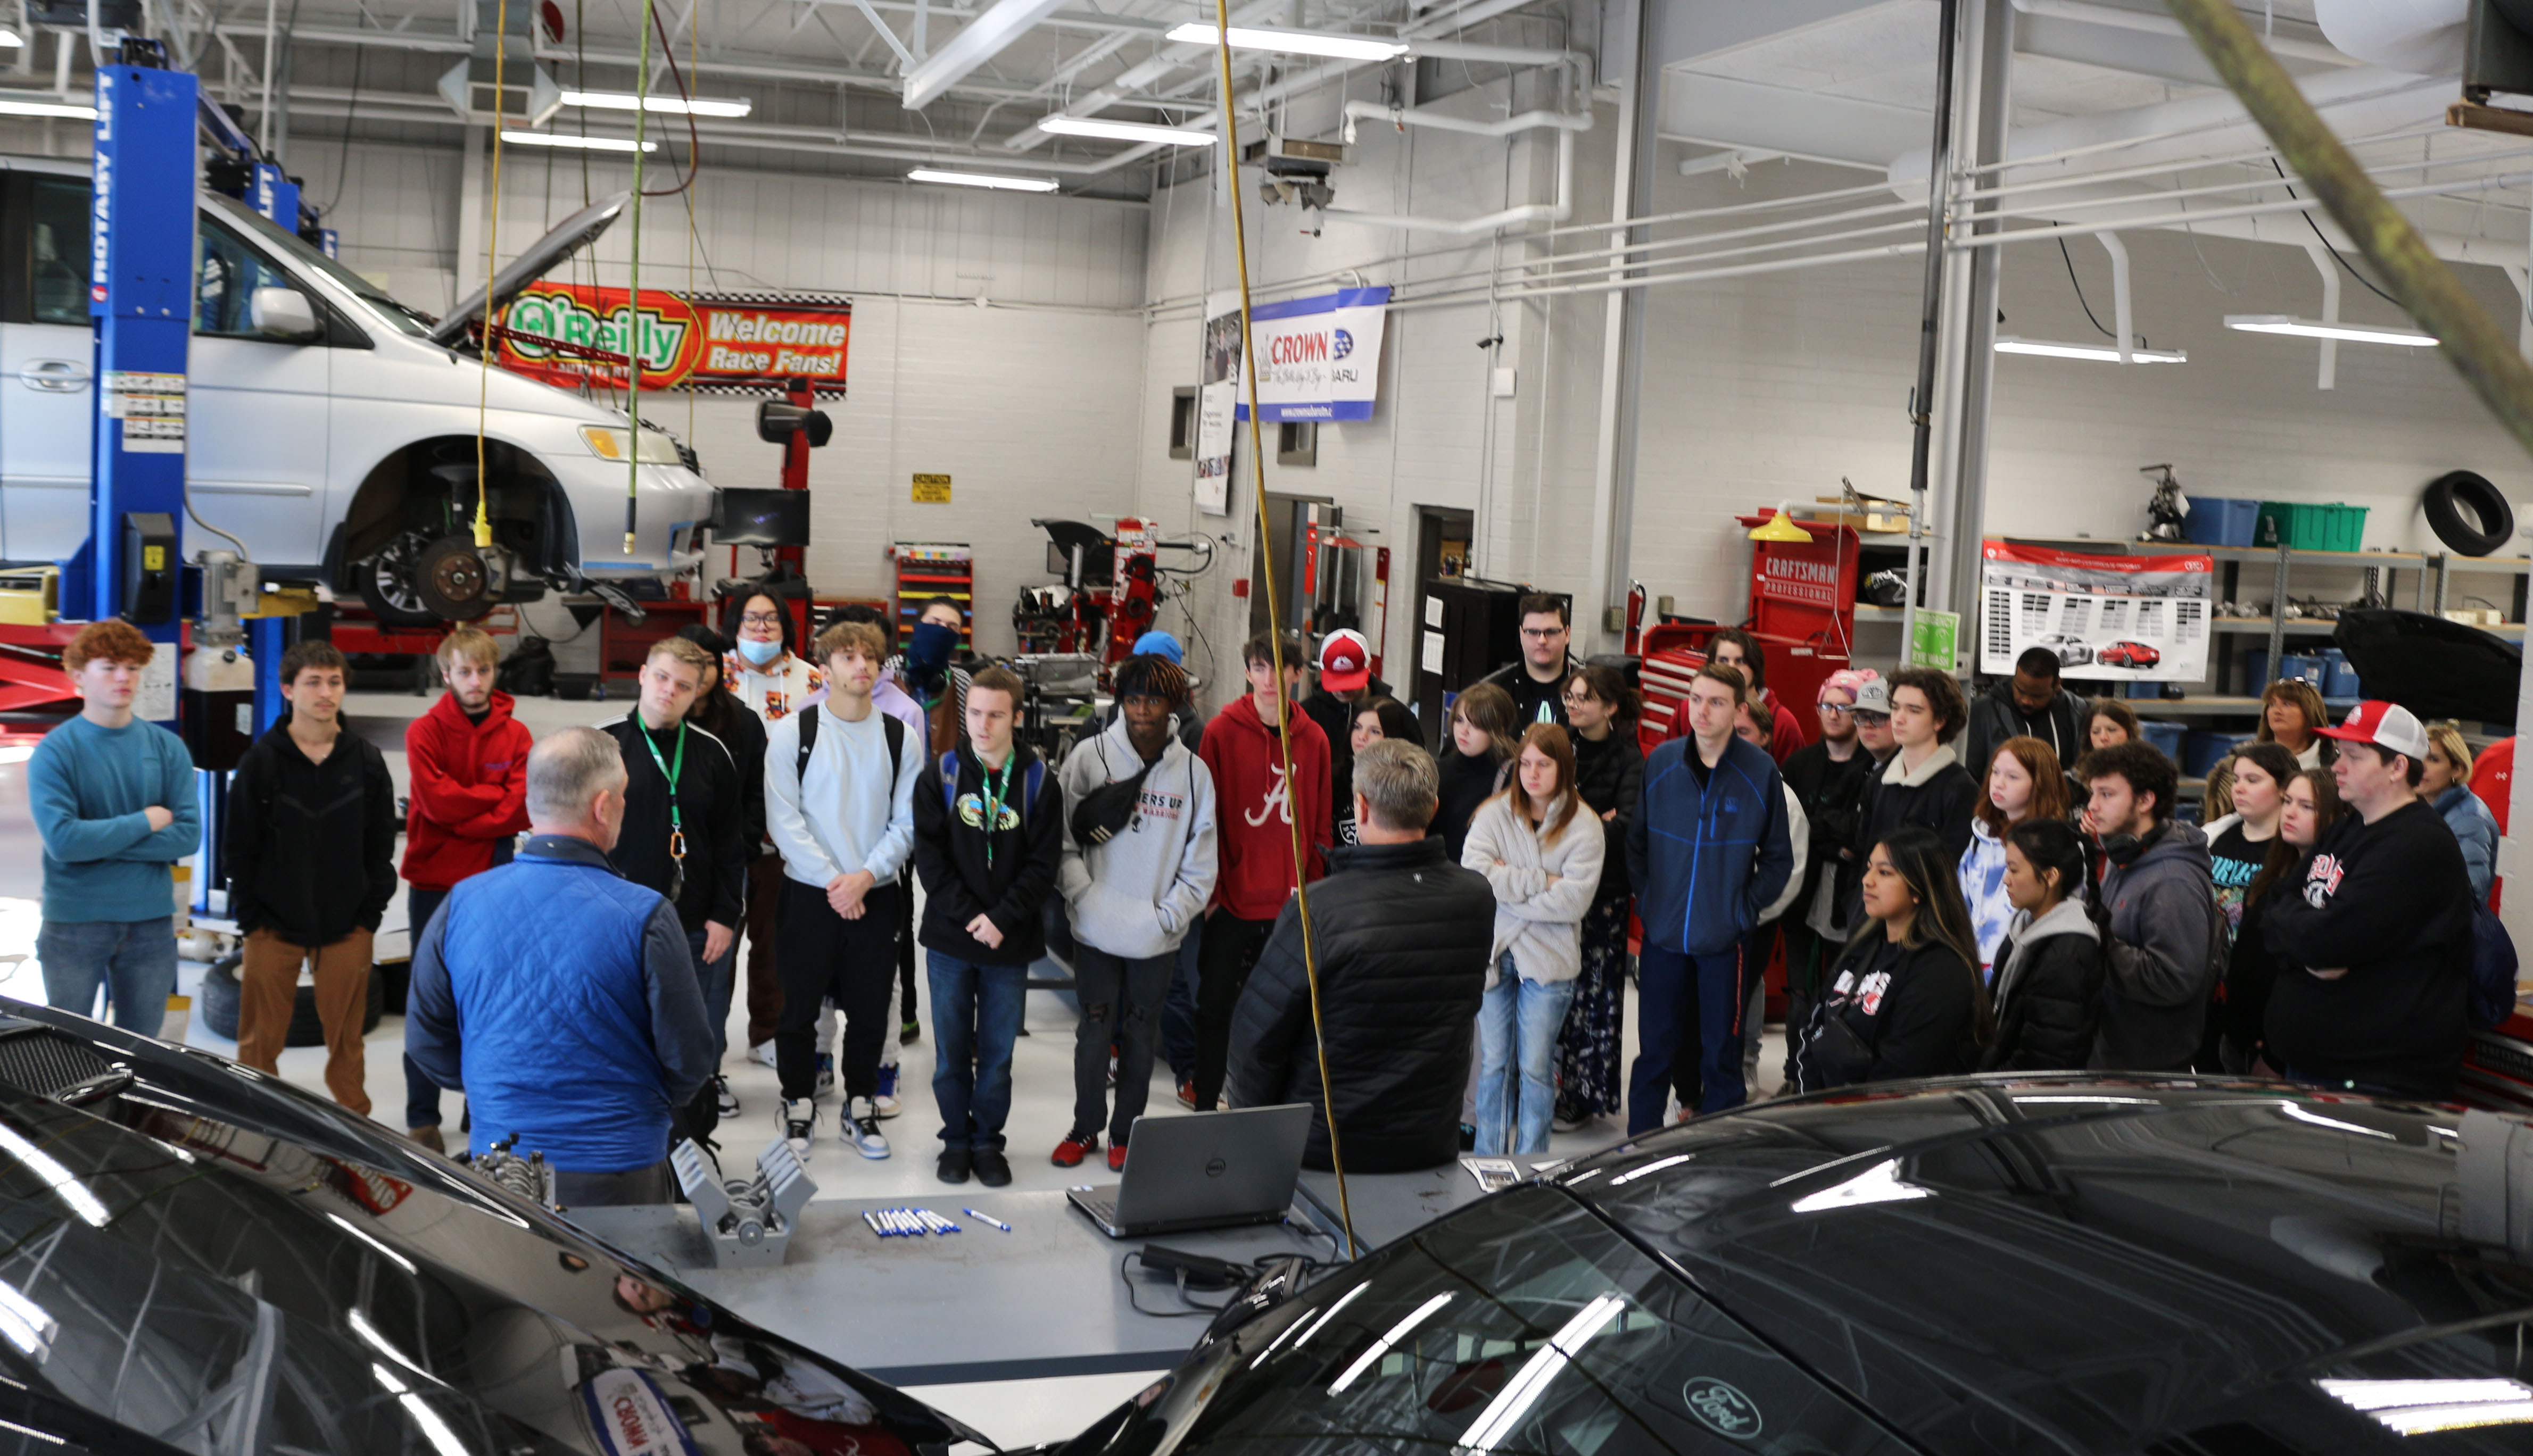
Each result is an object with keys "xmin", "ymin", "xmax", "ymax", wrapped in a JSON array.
[{"xmin": 562, "ymin": 1162, "xmax": 1551, "ymax": 1386}]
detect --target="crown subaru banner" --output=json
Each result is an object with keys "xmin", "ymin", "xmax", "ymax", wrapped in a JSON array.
[
  {"xmin": 492, "ymin": 282, "xmax": 852, "ymax": 394},
  {"xmin": 1232, "ymin": 286, "xmax": 1390, "ymax": 422},
  {"xmin": 1979, "ymin": 539, "xmax": 2213, "ymax": 684}
]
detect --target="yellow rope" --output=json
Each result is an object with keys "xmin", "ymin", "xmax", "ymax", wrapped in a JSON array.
[
  {"xmin": 470, "ymin": 0, "xmax": 511, "ymax": 549},
  {"xmin": 1209, "ymin": 12, "xmax": 1357, "ymax": 1262},
  {"xmin": 624, "ymin": 0, "xmax": 653, "ymax": 554}
]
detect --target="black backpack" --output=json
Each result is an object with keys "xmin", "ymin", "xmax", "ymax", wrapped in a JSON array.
[
  {"xmin": 499, "ymin": 635, "xmax": 557, "ymax": 697},
  {"xmin": 794, "ymin": 704, "xmax": 906, "ymax": 787}
]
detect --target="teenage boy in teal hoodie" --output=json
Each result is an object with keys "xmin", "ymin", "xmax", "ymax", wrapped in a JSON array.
[{"xmin": 30, "ymin": 619, "xmax": 198, "ymax": 1034}]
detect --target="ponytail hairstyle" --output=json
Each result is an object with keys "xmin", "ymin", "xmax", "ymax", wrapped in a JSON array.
[
  {"xmin": 1863, "ymin": 827, "xmax": 1996, "ymax": 1045},
  {"xmin": 2007, "ymin": 818, "xmax": 2109, "ymax": 943}
]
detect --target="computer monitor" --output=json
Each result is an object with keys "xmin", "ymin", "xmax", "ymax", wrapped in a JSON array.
[{"xmin": 715, "ymin": 489, "xmax": 812, "ymax": 548}]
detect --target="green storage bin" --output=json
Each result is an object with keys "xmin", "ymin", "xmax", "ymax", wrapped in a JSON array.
[{"xmin": 2254, "ymin": 501, "xmax": 2368, "ymax": 553}]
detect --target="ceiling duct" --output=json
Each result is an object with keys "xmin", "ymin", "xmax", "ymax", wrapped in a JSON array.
[{"xmin": 439, "ymin": 0, "xmax": 563, "ymax": 126}]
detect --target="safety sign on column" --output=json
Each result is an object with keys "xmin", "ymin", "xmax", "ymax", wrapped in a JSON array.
[{"xmin": 103, "ymin": 370, "xmax": 185, "ymax": 454}]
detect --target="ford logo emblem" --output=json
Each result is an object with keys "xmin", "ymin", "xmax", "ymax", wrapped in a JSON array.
[{"xmin": 1681, "ymin": 1378, "xmax": 1761, "ymax": 1440}]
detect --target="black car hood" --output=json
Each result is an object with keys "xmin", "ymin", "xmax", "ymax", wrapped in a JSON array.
[
  {"xmin": 0, "ymin": 999, "xmax": 991, "ymax": 1455},
  {"xmin": 1562, "ymin": 1074, "xmax": 2533, "ymax": 1454}
]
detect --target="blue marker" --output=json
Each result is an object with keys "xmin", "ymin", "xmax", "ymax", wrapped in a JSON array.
[{"xmin": 964, "ymin": 1208, "xmax": 1012, "ymax": 1232}]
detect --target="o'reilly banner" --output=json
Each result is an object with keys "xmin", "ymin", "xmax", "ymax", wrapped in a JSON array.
[{"xmin": 1235, "ymin": 286, "xmax": 1389, "ymax": 422}]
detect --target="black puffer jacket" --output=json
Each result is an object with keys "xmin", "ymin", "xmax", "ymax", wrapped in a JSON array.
[
  {"xmin": 1226, "ymin": 837, "xmax": 1493, "ymax": 1171},
  {"xmin": 1981, "ymin": 900, "xmax": 2104, "ymax": 1071},
  {"xmin": 1571, "ymin": 729, "xmax": 1643, "ymax": 903}
]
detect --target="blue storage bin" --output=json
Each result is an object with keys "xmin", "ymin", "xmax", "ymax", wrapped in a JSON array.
[
  {"xmin": 2183, "ymin": 729, "xmax": 2240, "ymax": 778},
  {"xmin": 2184, "ymin": 496, "xmax": 2262, "ymax": 547},
  {"xmin": 2319, "ymin": 647, "xmax": 2360, "ymax": 698},
  {"xmin": 2247, "ymin": 650, "xmax": 2325, "ymax": 687},
  {"xmin": 2139, "ymin": 720, "xmax": 2187, "ymax": 762},
  {"xmin": 2123, "ymin": 680, "xmax": 2162, "ymax": 700}
]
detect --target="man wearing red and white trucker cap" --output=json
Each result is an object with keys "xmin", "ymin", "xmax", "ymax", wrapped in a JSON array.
[
  {"xmin": 2264, "ymin": 699, "xmax": 2477, "ymax": 1100},
  {"xmin": 1299, "ymin": 628, "xmax": 1394, "ymax": 805}
]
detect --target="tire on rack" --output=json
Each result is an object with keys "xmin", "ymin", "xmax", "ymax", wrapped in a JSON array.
[
  {"xmin": 357, "ymin": 528, "xmax": 446, "ymax": 627},
  {"xmin": 2424, "ymin": 470, "xmax": 2515, "ymax": 558},
  {"xmin": 200, "ymin": 949, "xmax": 386, "ymax": 1047}
]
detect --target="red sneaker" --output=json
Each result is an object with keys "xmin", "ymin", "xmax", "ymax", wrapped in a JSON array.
[
  {"xmin": 1051, "ymin": 1132, "xmax": 1098, "ymax": 1168},
  {"xmin": 1106, "ymin": 1143, "xmax": 1128, "ymax": 1172},
  {"xmin": 1176, "ymin": 1079, "xmax": 1197, "ymax": 1110}
]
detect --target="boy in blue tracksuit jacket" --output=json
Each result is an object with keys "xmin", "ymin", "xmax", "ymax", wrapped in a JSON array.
[{"xmin": 1626, "ymin": 664, "xmax": 1794, "ymax": 1129}]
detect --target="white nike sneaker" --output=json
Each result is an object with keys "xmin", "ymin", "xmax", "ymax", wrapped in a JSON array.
[
  {"xmin": 779, "ymin": 1099, "xmax": 816, "ymax": 1158},
  {"xmin": 749, "ymin": 1041, "xmax": 780, "ymax": 1071},
  {"xmin": 844, "ymin": 1097, "xmax": 890, "ymax": 1160}
]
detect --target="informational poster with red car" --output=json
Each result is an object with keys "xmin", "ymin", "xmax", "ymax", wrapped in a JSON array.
[
  {"xmin": 1979, "ymin": 539, "xmax": 2212, "ymax": 683},
  {"xmin": 493, "ymin": 284, "xmax": 850, "ymax": 395}
]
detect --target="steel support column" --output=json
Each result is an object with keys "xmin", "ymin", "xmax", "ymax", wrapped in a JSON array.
[
  {"xmin": 1585, "ymin": 0, "xmax": 1662, "ymax": 652},
  {"xmin": 1930, "ymin": 0, "xmax": 2014, "ymax": 655}
]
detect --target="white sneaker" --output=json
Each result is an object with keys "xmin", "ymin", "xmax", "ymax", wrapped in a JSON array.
[
  {"xmin": 749, "ymin": 1041, "xmax": 779, "ymax": 1071},
  {"xmin": 779, "ymin": 1099, "xmax": 815, "ymax": 1157},
  {"xmin": 873, "ymin": 1063, "xmax": 903, "ymax": 1120},
  {"xmin": 815, "ymin": 1052, "xmax": 837, "ymax": 1099},
  {"xmin": 845, "ymin": 1097, "xmax": 891, "ymax": 1160}
]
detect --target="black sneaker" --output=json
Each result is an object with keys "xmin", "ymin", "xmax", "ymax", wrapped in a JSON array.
[
  {"xmin": 937, "ymin": 1147, "xmax": 972, "ymax": 1184},
  {"xmin": 713, "ymin": 1075, "xmax": 740, "ymax": 1119},
  {"xmin": 972, "ymin": 1148, "xmax": 1013, "ymax": 1188},
  {"xmin": 1458, "ymin": 1122, "xmax": 1477, "ymax": 1152},
  {"xmin": 900, "ymin": 1018, "xmax": 921, "ymax": 1045}
]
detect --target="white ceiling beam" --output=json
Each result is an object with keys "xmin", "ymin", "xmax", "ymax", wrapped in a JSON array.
[
  {"xmin": 1660, "ymin": 72, "xmax": 1923, "ymax": 169},
  {"xmin": 1658, "ymin": 0, "xmax": 1915, "ymax": 71},
  {"xmin": 901, "ymin": 0, "xmax": 1073, "ymax": 109}
]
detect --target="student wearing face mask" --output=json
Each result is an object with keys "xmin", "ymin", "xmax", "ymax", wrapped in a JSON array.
[
  {"xmin": 897, "ymin": 597, "xmax": 974, "ymax": 753},
  {"xmin": 725, "ymin": 586, "xmax": 823, "ymax": 1073}
]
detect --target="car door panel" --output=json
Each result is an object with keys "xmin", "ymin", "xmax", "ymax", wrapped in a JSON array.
[
  {"xmin": 0, "ymin": 175, "xmax": 100, "ymax": 564},
  {"xmin": 186, "ymin": 215, "xmax": 327, "ymax": 567}
]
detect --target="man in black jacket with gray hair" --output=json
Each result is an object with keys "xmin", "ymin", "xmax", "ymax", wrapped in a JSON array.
[{"xmin": 1227, "ymin": 738, "xmax": 1492, "ymax": 1172}]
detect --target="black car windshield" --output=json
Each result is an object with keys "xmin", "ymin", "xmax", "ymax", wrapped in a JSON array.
[
  {"xmin": 205, "ymin": 193, "xmax": 437, "ymax": 337},
  {"xmin": 1161, "ymin": 1185, "xmax": 1910, "ymax": 1455}
]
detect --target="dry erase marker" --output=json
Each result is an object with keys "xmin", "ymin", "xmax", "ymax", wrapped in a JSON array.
[{"xmin": 965, "ymin": 1208, "xmax": 1012, "ymax": 1232}]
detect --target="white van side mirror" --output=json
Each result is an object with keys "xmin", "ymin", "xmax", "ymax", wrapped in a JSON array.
[{"xmin": 250, "ymin": 287, "xmax": 319, "ymax": 342}]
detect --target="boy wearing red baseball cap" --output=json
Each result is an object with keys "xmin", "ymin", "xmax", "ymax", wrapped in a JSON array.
[
  {"xmin": 2264, "ymin": 700, "xmax": 2477, "ymax": 1099},
  {"xmin": 1298, "ymin": 628, "xmax": 1394, "ymax": 814}
]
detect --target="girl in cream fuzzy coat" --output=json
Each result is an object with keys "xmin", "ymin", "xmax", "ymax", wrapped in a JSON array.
[{"xmin": 1463, "ymin": 723, "xmax": 1605, "ymax": 1154}]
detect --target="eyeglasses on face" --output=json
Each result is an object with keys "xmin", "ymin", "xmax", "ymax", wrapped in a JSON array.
[
  {"xmin": 1851, "ymin": 711, "xmax": 1890, "ymax": 725},
  {"xmin": 741, "ymin": 612, "xmax": 783, "ymax": 627},
  {"xmin": 1817, "ymin": 702, "xmax": 1853, "ymax": 715},
  {"xmin": 1519, "ymin": 626, "xmax": 1566, "ymax": 640}
]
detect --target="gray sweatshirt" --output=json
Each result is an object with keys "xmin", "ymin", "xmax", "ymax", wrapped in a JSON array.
[
  {"xmin": 1057, "ymin": 715, "xmax": 1220, "ymax": 961},
  {"xmin": 764, "ymin": 699, "xmax": 922, "ymax": 891},
  {"xmin": 2090, "ymin": 818, "xmax": 2220, "ymax": 1074}
]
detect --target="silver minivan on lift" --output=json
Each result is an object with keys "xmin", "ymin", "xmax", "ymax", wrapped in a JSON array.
[{"xmin": 0, "ymin": 156, "xmax": 715, "ymax": 623}]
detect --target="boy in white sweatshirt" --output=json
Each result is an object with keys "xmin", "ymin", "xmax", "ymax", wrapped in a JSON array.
[{"xmin": 1052, "ymin": 655, "xmax": 1219, "ymax": 1170}]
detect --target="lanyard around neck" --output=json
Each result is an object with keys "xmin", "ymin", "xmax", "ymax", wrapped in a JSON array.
[
  {"xmin": 979, "ymin": 754, "xmax": 1014, "ymax": 867},
  {"xmin": 639, "ymin": 721, "xmax": 689, "ymax": 862}
]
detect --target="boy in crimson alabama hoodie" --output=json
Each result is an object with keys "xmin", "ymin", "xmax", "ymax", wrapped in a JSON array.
[
  {"xmin": 399, "ymin": 628, "xmax": 533, "ymax": 1150},
  {"xmin": 1192, "ymin": 630, "xmax": 1332, "ymax": 1111}
]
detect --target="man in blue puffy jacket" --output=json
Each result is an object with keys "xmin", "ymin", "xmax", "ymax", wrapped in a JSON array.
[
  {"xmin": 408, "ymin": 727, "xmax": 714, "ymax": 1205},
  {"xmin": 1627, "ymin": 662, "xmax": 1794, "ymax": 1130}
]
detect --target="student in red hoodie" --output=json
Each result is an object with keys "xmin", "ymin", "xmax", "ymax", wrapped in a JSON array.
[
  {"xmin": 399, "ymin": 627, "xmax": 533, "ymax": 1152},
  {"xmin": 1193, "ymin": 629, "xmax": 1331, "ymax": 1110}
]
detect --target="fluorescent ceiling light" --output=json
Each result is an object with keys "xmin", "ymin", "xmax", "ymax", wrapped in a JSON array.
[
  {"xmin": 1457, "ymin": 1294, "xmax": 1628, "ymax": 1452},
  {"xmin": 502, "ymin": 129, "xmax": 657, "ymax": 153},
  {"xmin": 1790, "ymin": 1157, "xmax": 1935, "ymax": 1213},
  {"xmin": 0, "ymin": 1122, "xmax": 107, "ymax": 1227},
  {"xmin": 1036, "ymin": 114, "xmax": 1215, "ymax": 146},
  {"xmin": 0, "ymin": 96, "xmax": 96, "ymax": 119},
  {"xmin": 2320, "ymin": 1378, "xmax": 2533, "ymax": 1436},
  {"xmin": 907, "ymin": 167, "xmax": 1058, "ymax": 192},
  {"xmin": 1165, "ymin": 22, "xmax": 1408, "ymax": 60},
  {"xmin": 1996, "ymin": 336, "xmax": 2187, "ymax": 364},
  {"xmin": 2224, "ymin": 313, "xmax": 2437, "ymax": 346},
  {"xmin": 561, "ymin": 89, "xmax": 751, "ymax": 118}
]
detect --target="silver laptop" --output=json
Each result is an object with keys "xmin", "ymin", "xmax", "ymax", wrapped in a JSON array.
[{"xmin": 1066, "ymin": 1104, "xmax": 1312, "ymax": 1239}]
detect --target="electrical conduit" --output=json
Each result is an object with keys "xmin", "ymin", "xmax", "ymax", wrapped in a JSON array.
[{"xmin": 1321, "ymin": 105, "xmax": 1588, "ymax": 235}]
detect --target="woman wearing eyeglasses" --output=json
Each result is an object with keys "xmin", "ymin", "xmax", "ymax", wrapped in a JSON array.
[
  {"xmin": 1775, "ymin": 669, "xmax": 1881, "ymax": 1085},
  {"xmin": 722, "ymin": 585, "xmax": 828, "ymax": 1074},
  {"xmin": 1553, "ymin": 665, "xmax": 1641, "ymax": 1129}
]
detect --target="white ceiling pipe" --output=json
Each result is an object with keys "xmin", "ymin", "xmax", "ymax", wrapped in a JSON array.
[
  {"xmin": 1002, "ymin": 0, "xmax": 1295, "ymax": 151},
  {"xmin": 2312, "ymin": 0, "xmax": 2466, "ymax": 76},
  {"xmin": 2012, "ymin": 0, "xmax": 2355, "ymax": 66},
  {"xmin": 1338, "ymin": 98, "xmax": 1591, "ymax": 142},
  {"xmin": 1888, "ymin": 66, "xmax": 2456, "ymax": 196},
  {"xmin": 1319, "ymin": 118, "xmax": 1574, "ymax": 235},
  {"xmin": 2099, "ymin": 230, "xmax": 2132, "ymax": 364},
  {"xmin": 1408, "ymin": 39, "xmax": 1576, "ymax": 65},
  {"xmin": 1403, "ymin": 0, "xmax": 1545, "ymax": 40},
  {"xmin": 902, "ymin": 0, "xmax": 1074, "ymax": 109}
]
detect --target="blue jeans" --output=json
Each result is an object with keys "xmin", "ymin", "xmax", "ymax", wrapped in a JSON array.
[
  {"xmin": 1475, "ymin": 959, "xmax": 1576, "ymax": 1156},
  {"xmin": 928, "ymin": 951, "xmax": 1028, "ymax": 1152},
  {"xmin": 404, "ymin": 886, "xmax": 450, "ymax": 1129},
  {"xmin": 1161, "ymin": 920, "xmax": 1201, "ymax": 1081},
  {"xmin": 39, "ymin": 917, "xmax": 176, "ymax": 1036},
  {"xmin": 685, "ymin": 926, "xmax": 736, "ymax": 1063},
  {"xmin": 1629, "ymin": 943, "xmax": 1749, "ymax": 1133}
]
